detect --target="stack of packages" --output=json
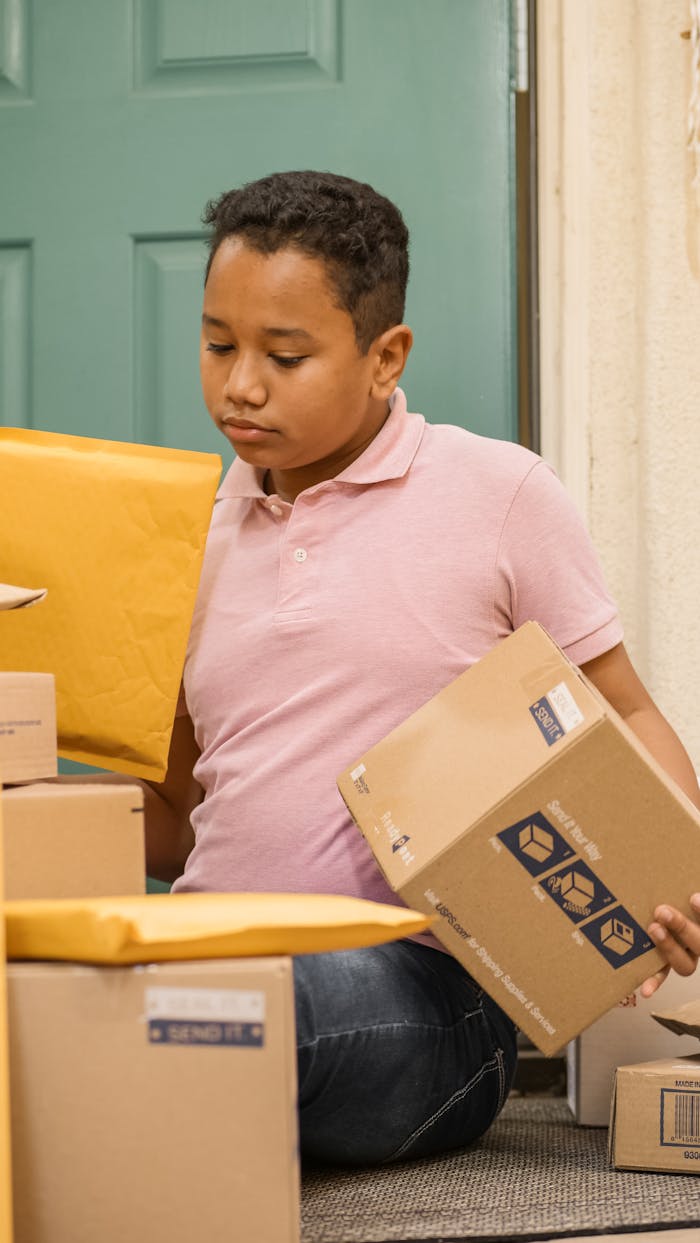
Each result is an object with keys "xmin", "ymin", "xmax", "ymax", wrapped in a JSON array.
[
  {"xmin": 0, "ymin": 583, "xmax": 146, "ymax": 902},
  {"xmin": 0, "ymin": 428, "xmax": 431, "ymax": 1243}
]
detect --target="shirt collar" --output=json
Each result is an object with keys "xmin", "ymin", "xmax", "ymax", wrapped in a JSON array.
[{"xmin": 215, "ymin": 387, "xmax": 425, "ymax": 501}]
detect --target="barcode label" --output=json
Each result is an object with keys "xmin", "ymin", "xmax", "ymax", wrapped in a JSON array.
[
  {"xmin": 144, "ymin": 987, "xmax": 266, "ymax": 1048},
  {"xmin": 660, "ymin": 1088, "xmax": 700, "ymax": 1147},
  {"xmin": 675, "ymin": 1094, "xmax": 700, "ymax": 1140}
]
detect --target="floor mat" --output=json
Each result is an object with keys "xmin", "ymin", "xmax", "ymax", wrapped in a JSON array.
[{"xmin": 301, "ymin": 1097, "xmax": 700, "ymax": 1242}]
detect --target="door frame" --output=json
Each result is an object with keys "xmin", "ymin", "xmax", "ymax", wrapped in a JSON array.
[{"xmin": 535, "ymin": 0, "xmax": 592, "ymax": 518}]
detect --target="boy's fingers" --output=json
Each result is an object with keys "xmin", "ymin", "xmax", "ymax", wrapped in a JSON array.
[
  {"xmin": 652, "ymin": 903, "xmax": 700, "ymax": 953},
  {"xmin": 639, "ymin": 964, "xmax": 670, "ymax": 999},
  {"xmin": 648, "ymin": 905, "xmax": 700, "ymax": 975}
]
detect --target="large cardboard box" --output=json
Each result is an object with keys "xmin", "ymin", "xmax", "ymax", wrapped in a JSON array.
[
  {"xmin": 7, "ymin": 957, "xmax": 299, "ymax": 1243},
  {"xmin": 0, "ymin": 674, "xmax": 56, "ymax": 785},
  {"xmin": 609, "ymin": 999, "xmax": 700, "ymax": 1173},
  {"xmin": 2, "ymin": 782, "xmax": 145, "ymax": 900},
  {"xmin": 337, "ymin": 622, "xmax": 700, "ymax": 1055},
  {"xmin": 568, "ymin": 970, "xmax": 700, "ymax": 1125}
]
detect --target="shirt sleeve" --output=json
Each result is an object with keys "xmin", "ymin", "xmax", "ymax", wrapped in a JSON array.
[{"xmin": 495, "ymin": 459, "xmax": 624, "ymax": 666}]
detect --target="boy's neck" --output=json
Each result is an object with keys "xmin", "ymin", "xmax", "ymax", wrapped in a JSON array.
[
  {"xmin": 263, "ymin": 401, "xmax": 392, "ymax": 503},
  {"xmin": 263, "ymin": 471, "xmax": 293, "ymax": 503}
]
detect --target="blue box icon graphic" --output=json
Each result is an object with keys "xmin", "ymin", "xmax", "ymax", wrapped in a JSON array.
[
  {"xmin": 498, "ymin": 812, "xmax": 576, "ymax": 877},
  {"xmin": 540, "ymin": 859, "xmax": 616, "ymax": 924},
  {"xmin": 580, "ymin": 904, "xmax": 653, "ymax": 969}
]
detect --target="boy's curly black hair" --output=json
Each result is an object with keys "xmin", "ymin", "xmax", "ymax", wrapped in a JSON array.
[{"xmin": 202, "ymin": 170, "xmax": 410, "ymax": 353}]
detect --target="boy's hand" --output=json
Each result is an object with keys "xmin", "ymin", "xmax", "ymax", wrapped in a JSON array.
[{"xmin": 640, "ymin": 894, "xmax": 700, "ymax": 997}]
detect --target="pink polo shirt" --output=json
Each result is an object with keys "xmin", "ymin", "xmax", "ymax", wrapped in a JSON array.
[{"xmin": 172, "ymin": 389, "xmax": 623, "ymax": 914}]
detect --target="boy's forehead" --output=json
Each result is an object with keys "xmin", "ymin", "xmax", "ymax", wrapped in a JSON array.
[
  {"xmin": 208, "ymin": 238, "xmax": 332, "ymax": 294},
  {"xmin": 203, "ymin": 237, "xmax": 348, "ymax": 327}
]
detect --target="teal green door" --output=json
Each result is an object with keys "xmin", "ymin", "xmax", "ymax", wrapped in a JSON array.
[{"xmin": 0, "ymin": 0, "xmax": 517, "ymax": 458}]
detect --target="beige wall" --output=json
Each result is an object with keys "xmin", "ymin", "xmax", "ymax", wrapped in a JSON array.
[{"xmin": 538, "ymin": 0, "xmax": 700, "ymax": 769}]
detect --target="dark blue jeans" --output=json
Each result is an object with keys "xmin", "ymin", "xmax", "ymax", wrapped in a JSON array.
[{"xmin": 294, "ymin": 938, "xmax": 517, "ymax": 1165}]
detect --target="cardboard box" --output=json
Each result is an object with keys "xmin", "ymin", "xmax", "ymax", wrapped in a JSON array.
[
  {"xmin": 610, "ymin": 998, "xmax": 700, "ymax": 1173},
  {"xmin": 2, "ymin": 782, "xmax": 145, "ymax": 900},
  {"xmin": 337, "ymin": 622, "xmax": 700, "ymax": 1055},
  {"xmin": 7, "ymin": 957, "xmax": 299, "ymax": 1243},
  {"xmin": 0, "ymin": 790, "xmax": 15, "ymax": 1242},
  {"xmin": 0, "ymin": 673, "xmax": 56, "ymax": 785},
  {"xmin": 568, "ymin": 970, "xmax": 700, "ymax": 1125}
]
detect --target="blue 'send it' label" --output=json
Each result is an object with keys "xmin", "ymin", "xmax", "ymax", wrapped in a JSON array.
[
  {"xmin": 530, "ymin": 697, "xmax": 564, "ymax": 745},
  {"xmin": 148, "ymin": 1020, "xmax": 264, "ymax": 1047}
]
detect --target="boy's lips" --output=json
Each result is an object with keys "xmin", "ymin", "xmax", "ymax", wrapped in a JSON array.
[
  {"xmin": 221, "ymin": 416, "xmax": 277, "ymax": 441},
  {"xmin": 222, "ymin": 416, "xmax": 269, "ymax": 430}
]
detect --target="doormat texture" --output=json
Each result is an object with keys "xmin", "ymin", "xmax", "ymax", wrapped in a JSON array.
[{"xmin": 301, "ymin": 1097, "xmax": 700, "ymax": 1243}]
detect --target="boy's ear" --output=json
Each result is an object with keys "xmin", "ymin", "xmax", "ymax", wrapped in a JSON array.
[{"xmin": 369, "ymin": 324, "xmax": 413, "ymax": 399}]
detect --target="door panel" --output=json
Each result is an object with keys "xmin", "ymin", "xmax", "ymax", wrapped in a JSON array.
[
  {"xmin": 133, "ymin": 0, "xmax": 340, "ymax": 92},
  {"xmin": 0, "ymin": 246, "xmax": 31, "ymax": 428},
  {"xmin": 133, "ymin": 236, "xmax": 226, "ymax": 454},
  {"xmin": 0, "ymin": 0, "xmax": 517, "ymax": 454}
]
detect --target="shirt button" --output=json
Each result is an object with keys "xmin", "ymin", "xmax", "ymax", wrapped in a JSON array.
[
  {"xmin": 270, "ymin": 504, "xmax": 283, "ymax": 517},
  {"xmin": 294, "ymin": 547, "xmax": 308, "ymax": 563}
]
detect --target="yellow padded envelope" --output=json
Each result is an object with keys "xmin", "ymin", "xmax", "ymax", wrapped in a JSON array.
[
  {"xmin": 4, "ymin": 893, "xmax": 431, "ymax": 964},
  {"xmin": 0, "ymin": 429, "xmax": 221, "ymax": 780}
]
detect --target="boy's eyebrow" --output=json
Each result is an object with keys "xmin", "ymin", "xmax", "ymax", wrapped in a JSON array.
[
  {"xmin": 265, "ymin": 326, "xmax": 315, "ymax": 341},
  {"xmin": 202, "ymin": 313, "xmax": 315, "ymax": 341}
]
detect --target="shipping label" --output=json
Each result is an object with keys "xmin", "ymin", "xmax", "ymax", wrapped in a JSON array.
[
  {"xmin": 349, "ymin": 763, "xmax": 370, "ymax": 794},
  {"xmin": 529, "ymin": 682, "xmax": 583, "ymax": 747},
  {"xmin": 145, "ymin": 986, "xmax": 265, "ymax": 1048}
]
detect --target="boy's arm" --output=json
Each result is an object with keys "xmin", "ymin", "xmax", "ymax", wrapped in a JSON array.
[
  {"xmin": 143, "ymin": 710, "xmax": 201, "ymax": 882},
  {"xmin": 580, "ymin": 643, "xmax": 700, "ymax": 807},
  {"xmin": 580, "ymin": 642, "xmax": 700, "ymax": 994},
  {"xmin": 46, "ymin": 711, "xmax": 201, "ymax": 884}
]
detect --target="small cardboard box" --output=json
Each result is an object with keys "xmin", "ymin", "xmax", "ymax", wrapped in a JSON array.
[
  {"xmin": 0, "ymin": 673, "xmax": 57, "ymax": 785},
  {"xmin": 1, "ymin": 782, "xmax": 145, "ymax": 900},
  {"xmin": 7, "ymin": 957, "xmax": 299, "ymax": 1243},
  {"xmin": 568, "ymin": 970, "xmax": 700, "ymax": 1126},
  {"xmin": 0, "ymin": 776, "xmax": 14, "ymax": 1241},
  {"xmin": 337, "ymin": 622, "xmax": 700, "ymax": 1055},
  {"xmin": 610, "ymin": 999, "xmax": 700, "ymax": 1173}
]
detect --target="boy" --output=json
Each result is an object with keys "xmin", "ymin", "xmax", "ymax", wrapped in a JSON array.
[{"xmin": 147, "ymin": 171, "xmax": 700, "ymax": 1165}]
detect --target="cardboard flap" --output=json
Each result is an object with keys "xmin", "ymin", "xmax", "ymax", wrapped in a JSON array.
[
  {"xmin": 652, "ymin": 996, "xmax": 700, "ymax": 1039},
  {"xmin": 0, "ymin": 583, "xmax": 47, "ymax": 611}
]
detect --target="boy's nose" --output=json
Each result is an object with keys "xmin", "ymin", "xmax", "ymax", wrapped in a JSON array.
[{"xmin": 223, "ymin": 359, "xmax": 267, "ymax": 407}]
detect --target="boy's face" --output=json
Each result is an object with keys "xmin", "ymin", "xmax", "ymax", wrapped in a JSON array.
[{"xmin": 200, "ymin": 239, "xmax": 393, "ymax": 499}]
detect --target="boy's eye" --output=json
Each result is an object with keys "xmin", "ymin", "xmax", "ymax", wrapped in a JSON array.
[
  {"xmin": 206, "ymin": 342, "xmax": 233, "ymax": 354},
  {"xmin": 271, "ymin": 354, "xmax": 307, "ymax": 369}
]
